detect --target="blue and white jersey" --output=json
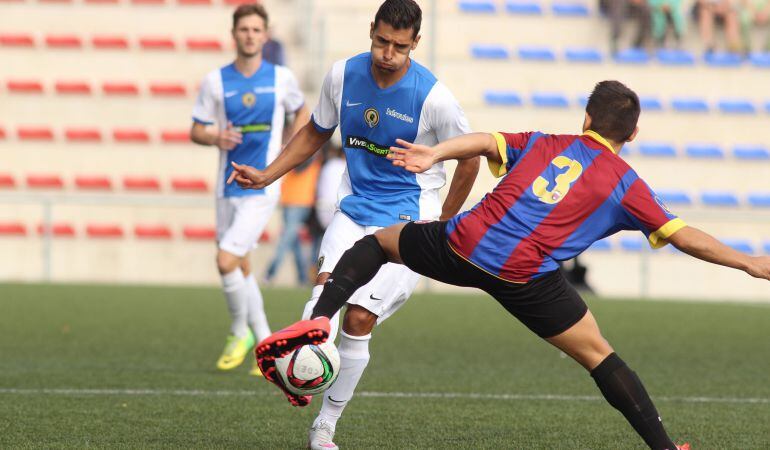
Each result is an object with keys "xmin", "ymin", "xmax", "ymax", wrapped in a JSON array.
[
  {"xmin": 312, "ymin": 52, "xmax": 471, "ymax": 227},
  {"xmin": 193, "ymin": 62, "xmax": 304, "ymax": 198}
]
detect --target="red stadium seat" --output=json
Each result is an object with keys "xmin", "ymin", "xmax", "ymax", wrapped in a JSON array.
[
  {"xmin": 92, "ymin": 35, "xmax": 129, "ymax": 50},
  {"xmin": 26, "ymin": 174, "xmax": 64, "ymax": 189},
  {"xmin": 149, "ymin": 82, "xmax": 187, "ymax": 97},
  {"xmin": 65, "ymin": 127, "xmax": 102, "ymax": 142},
  {"xmin": 75, "ymin": 175, "xmax": 112, "ymax": 191},
  {"xmin": 0, "ymin": 126, "xmax": 6, "ymax": 140},
  {"xmin": 259, "ymin": 230, "xmax": 271, "ymax": 243},
  {"xmin": 18, "ymin": 126, "xmax": 54, "ymax": 141},
  {"xmin": 122, "ymin": 176, "xmax": 161, "ymax": 192},
  {"xmin": 55, "ymin": 81, "xmax": 92, "ymax": 95},
  {"xmin": 171, "ymin": 177, "xmax": 209, "ymax": 193},
  {"xmin": 86, "ymin": 224, "xmax": 124, "ymax": 238},
  {"xmin": 131, "ymin": 0, "xmax": 166, "ymax": 4},
  {"xmin": 160, "ymin": 130, "xmax": 190, "ymax": 144},
  {"xmin": 0, "ymin": 33, "xmax": 35, "ymax": 48},
  {"xmin": 39, "ymin": 0, "xmax": 73, "ymax": 3},
  {"xmin": 102, "ymin": 81, "xmax": 140, "ymax": 96},
  {"xmin": 0, "ymin": 222, "xmax": 27, "ymax": 237},
  {"xmin": 134, "ymin": 224, "xmax": 173, "ymax": 239},
  {"xmin": 186, "ymin": 38, "xmax": 223, "ymax": 51},
  {"xmin": 183, "ymin": 225, "xmax": 216, "ymax": 240},
  {"xmin": 84, "ymin": 0, "xmax": 120, "ymax": 3},
  {"xmin": 177, "ymin": 0, "xmax": 212, "ymax": 5},
  {"xmin": 113, "ymin": 128, "xmax": 150, "ymax": 143},
  {"xmin": 0, "ymin": 174, "xmax": 15, "ymax": 189},
  {"xmin": 223, "ymin": 0, "xmax": 254, "ymax": 5},
  {"xmin": 38, "ymin": 222, "xmax": 76, "ymax": 238},
  {"xmin": 139, "ymin": 37, "xmax": 176, "ymax": 50},
  {"xmin": 45, "ymin": 34, "xmax": 83, "ymax": 48},
  {"xmin": 7, "ymin": 79, "xmax": 44, "ymax": 94}
]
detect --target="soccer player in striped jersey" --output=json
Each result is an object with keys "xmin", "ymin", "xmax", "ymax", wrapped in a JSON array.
[{"xmin": 255, "ymin": 81, "xmax": 770, "ymax": 449}]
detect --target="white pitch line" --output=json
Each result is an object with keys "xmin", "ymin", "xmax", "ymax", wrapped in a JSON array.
[{"xmin": 0, "ymin": 388, "xmax": 767, "ymax": 405}]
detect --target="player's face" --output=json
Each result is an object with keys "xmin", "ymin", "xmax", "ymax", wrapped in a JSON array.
[
  {"xmin": 369, "ymin": 22, "xmax": 420, "ymax": 74},
  {"xmin": 232, "ymin": 14, "xmax": 268, "ymax": 58}
]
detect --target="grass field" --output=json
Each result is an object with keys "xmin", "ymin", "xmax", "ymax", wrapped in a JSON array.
[{"xmin": 1, "ymin": 283, "xmax": 769, "ymax": 449}]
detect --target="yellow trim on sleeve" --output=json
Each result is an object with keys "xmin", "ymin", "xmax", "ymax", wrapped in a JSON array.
[
  {"xmin": 582, "ymin": 130, "xmax": 617, "ymax": 154},
  {"xmin": 648, "ymin": 218, "xmax": 687, "ymax": 249},
  {"xmin": 487, "ymin": 132, "xmax": 509, "ymax": 178}
]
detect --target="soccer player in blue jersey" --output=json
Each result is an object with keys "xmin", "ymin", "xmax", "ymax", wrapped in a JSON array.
[
  {"xmin": 190, "ymin": 4, "xmax": 310, "ymax": 375},
  {"xmin": 228, "ymin": 0, "xmax": 479, "ymax": 447},
  {"xmin": 255, "ymin": 81, "xmax": 770, "ymax": 449}
]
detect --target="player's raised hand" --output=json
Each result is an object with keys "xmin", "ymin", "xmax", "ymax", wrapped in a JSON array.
[
  {"xmin": 388, "ymin": 139, "xmax": 435, "ymax": 173},
  {"xmin": 217, "ymin": 121, "xmax": 243, "ymax": 151},
  {"xmin": 227, "ymin": 162, "xmax": 270, "ymax": 189}
]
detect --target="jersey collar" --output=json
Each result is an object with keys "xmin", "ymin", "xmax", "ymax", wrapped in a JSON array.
[{"xmin": 582, "ymin": 130, "xmax": 617, "ymax": 154}]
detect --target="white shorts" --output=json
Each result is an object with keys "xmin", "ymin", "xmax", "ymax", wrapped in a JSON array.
[
  {"xmin": 216, "ymin": 194, "xmax": 278, "ymax": 257},
  {"xmin": 317, "ymin": 211, "xmax": 421, "ymax": 324}
]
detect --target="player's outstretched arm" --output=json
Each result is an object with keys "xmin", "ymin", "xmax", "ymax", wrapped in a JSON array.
[
  {"xmin": 388, "ymin": 133, "xmax": 501, "ymax": 173},
  {"xmin": 190, "ymin": 121, "xmax": 243, "ymax": 150},
  {"xmin": 667, "ymin": 226, "xmax": 770, "ymax": 280}
]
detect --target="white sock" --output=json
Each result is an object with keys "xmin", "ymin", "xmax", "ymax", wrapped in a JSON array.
[
  {"xmin": 221, "ymin": 269, "xmax": 250, "ymax": 338},
  {"xmin": 317, "ymin": 330, "xmax": 371, "ymax": 427},
  {"xmin": 245, "ymin": 274, "xmax": 271, "ymax": 342},
  {"xmin": 302, "ymin": 284, "xmax": 340, "ymax": 343}
]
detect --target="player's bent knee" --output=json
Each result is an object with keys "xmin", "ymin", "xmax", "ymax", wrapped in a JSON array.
[
  {"xmin": 216, "ymin": 251, "xmax": 241, "ymax": 275},
  {"xmin": 342, "ymin": 305, "xmax": 377, "ymax": 336}
]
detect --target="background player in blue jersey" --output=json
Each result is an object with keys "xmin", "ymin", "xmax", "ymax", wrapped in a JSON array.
[
  {"xmin": 190, "ymin": 4, "xmax": 310, "ymax": 375},
  {"xmin": 229, "ymin": 1, "xmax": 479, "ymax": 447}
]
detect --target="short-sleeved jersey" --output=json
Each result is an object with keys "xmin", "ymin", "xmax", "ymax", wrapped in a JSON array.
[
  {"xmin": 446, "ymin": 130, "xmax": 687, "ymax": 283},
  {"xmin": 311, "ymin": 52, "xmax": 471, "ymax": 227},
  {"xmin": 192, "ymin": 62, "xmax": 304, "ymax": 198}
]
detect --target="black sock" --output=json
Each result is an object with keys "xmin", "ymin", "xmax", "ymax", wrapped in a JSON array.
[
  {"xmin": 591, "ymin": 353, "xmax": 676, "ymax": 450},
  {"xmin": 311, "ymin": 235, "xmax": 388, "ymax": 319}
]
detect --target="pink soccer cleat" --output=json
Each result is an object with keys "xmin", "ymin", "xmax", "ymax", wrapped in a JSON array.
[
  {"xmin": 255, "ymin": 317, "xmax": 330, "ymax": 361},
  {"xmin": 256, "ymin": 356, "xmax": 312, "ymax": 407}
]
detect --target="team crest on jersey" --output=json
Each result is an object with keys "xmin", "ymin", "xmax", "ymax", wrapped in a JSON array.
[
  {"xmin": 242, "ymin": 92, "xmax": 257, "ymax": 108},
  {"xmin": 364, "ymin": 108, "xmax": 379, "ymax": 128}
]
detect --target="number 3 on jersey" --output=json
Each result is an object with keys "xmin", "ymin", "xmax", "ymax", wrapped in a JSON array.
[{"xmin": 531, "ymin": 156, "xmax": 583, "ymax": 204}]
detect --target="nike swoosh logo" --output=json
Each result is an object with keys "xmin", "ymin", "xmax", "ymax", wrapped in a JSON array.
[
  {"xmin": 225, "ymin": 91, "xmax": 238, "ymax": 98},
  {"xmin": 346, "ymin": 100, "xmax": 362, "ymax": 107},
  {"xmin": 369, "ymin": 294, "xmax": 382, "ymax": 301},
  {"xmin": 327, "ymin": 396, "xmax": 346, "ymax": 403}
]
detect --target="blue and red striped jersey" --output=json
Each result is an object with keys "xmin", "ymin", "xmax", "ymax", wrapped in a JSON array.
[{"xmin": 445, "ymin": 130, "xmax": 686, "ymax": 283}]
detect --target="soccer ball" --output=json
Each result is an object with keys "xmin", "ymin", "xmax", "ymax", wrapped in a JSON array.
[{"xmin": 274, "ymin": 341, "xmax": 340, "ymax": 396}]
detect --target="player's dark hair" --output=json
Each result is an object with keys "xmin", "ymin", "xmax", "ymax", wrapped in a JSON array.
[
  {"xmin": 374, "ymin": 0, "xmax": 422, "ymax": 38},
  {"xmin": 585, "ymin": 81, "xmax": 640, "ymax": 143},
  {"xmin": 232, "ymin": 4, "xmax": 268, "ymax": 29}
]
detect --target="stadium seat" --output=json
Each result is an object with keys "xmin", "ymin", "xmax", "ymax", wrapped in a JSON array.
[
  {"xmin": 223, "ymin": 0, "xmax": 256, "ymax": 5},
  {"xmin": 551, "ymin": 2, "xmax": 590, "ymax": 16},
  {"xmin": 0, "ymin": 173, "xmax": 15, "ymax": 189},
  {"xmin": 588, "ymin": 239, "xmax": 611, "ymax": 251},
  {"xmin": 183, "ymin": 225, "xmax": 216, "ymax": 240},
  {"xmin": 619, "ymin": 236, "xmax": 645, "ymax": 252},
  {"xmin": 483, "ymin": 90, "xmax": 523, "ymax": 106},
  {"xmin": 0, "ymin": 126, "xmax": 5, "ymax": 140},
  {"xmin": 576, "ymin": 95, "xmax": 588, "ymax": 107},
  {"xmin": 685, "ymin": 144, "xmax": 724, "ymax": 159},
  {"xmin": 113, "ymin": 128, "xmax": 150, "ymax": 143},
  {"xmin": 639, "ymin": 96, "xmax": 663, "ymax": 111},
  {"xmin": 470, "ymin": 44, "xmax": 510, "ymax": 59},
  {"xmin": 763, "ymin": 241, "xmax": 770, "ymax": 254},
  {"xmin": 134, "ymin": 225, "xmax": 173, "ymax": 239},
  {"xmin": 177, "ymin": 0, "xmax": 212, "ymax": 5},
  {"xmin": 765, "ymin": 100, "xmax": 770, "ymax": 114},
  {"xmin": 458, "ymin": 0, "xmax": 497, "ymax": 13},
  {"xmin": 656, "ymin": 49, "xmax": 695, "ymax": 66},
  {"xmin": 85, "ymin": 0, "xmax": 120, "ymax": 4},
  {"xmin": 139, "ymin": 37, "xmax": 176, "ymax": 50},
  {"xmin": 0, "ymin": 222, "xmax": 27, "ymax": 237},
  {"xmin": 671, "ymin": 97, "xmax": 709, "ymax": 113},
  {"xmin": 75, "ymin": 175, "xmax": 113, "ymax": 191},
  {"xmin": 185, "ymin": 38, "xmax": 223, "ymax": 51},
  {"xmin": 65, "ymin": 127, "xmax": 102, "ymax": 142},
  {"xmin": 102, "ymin": 82, "xmax": 140, "ymax": 96},
  {"xmin": 747, "ymin": 192, "xmax": 770, "ymax": 208},
  {"xmin": 718, "ymin": 99, "xmax": 756, "ymax": 114},
  {"xmin": 704, "ymin": 52, "xmax": 743, "ymax": 67},
  {"xmin": 531, "ymin": 92, "xmax": 569, "ymax": 108},
  {"xmin": 26, "ymin": 174, "xmax": 64, "ymax": 190},
  {"xmin": 7, "ymin": 79, "xmax": 44, "ymax": 94},
  {"xmin": 564, "ymin": 47, "xmax": 602, "ymax": 63},
  {"xmin": 37, "ymin": 223, "xmax": 76, "ymax": 238},
  {"xmin": 160, "ymin": 130, "xmax": 190, "ymax": 144},
  {"xmin": 17, "ymin": 126, "xmax": 54, "ymax": 141},
  {"xmin": 45, "ymin": 34, "xmax": 82, "ymax": 49},
  {"xmin": 131, "ymin": 0, "xmax": 166, "ymax": 4},
  {"xmin": 638, "ymin": 142, "xmax": 676, "ymax": 157},
  {"xmin": 749, "ymin": 52, "xmax": 770, "ymax": 67},
  {"xmin": 122, "ymin": 176, "xmax": 161, "ymax": 192},
  {"xmin": 0, "ymin": 33, "xmax": 35, "ymax": 48},
  {"xmin": 149, "ymin": 82, "xmax": 187, "ymax": 97},
  {"xmin": 505, "ymin": 1, "xmax": 542, "ymax": 15},
  {"xmin": 701, "ymin": 191, "xmax": 739, "ymax": 207},
  {"xmin": 171, "ymin": 177, "xmax": 209, "ymax": 193},
  {"xmin": 518, "ymin": 46, "xmax": 556, "ymax": 61},
  {"xmin": 91, "ymin": 35, "xmax": 130, "ymax": 50},
  {"xmin": 656, "ymin": 189, "xmax": 692, "ymax": 205},
  {"xmin": 614, "ymin": 48, "xmax": 649, "ymax": 64},
  {"xmin": 55, "ymin": 81, "xmax": 92, "ymax": 95},
  {"xmin": 86, "ymin": 224, "xmax": 124, "ymax": 238},
  {"xmin": 733, "ymin": 145, "xmax": 770, "ymax": 160},
  {"xmin": 721, "ymin": 238, "xmax": 754, "ymax": 254}
]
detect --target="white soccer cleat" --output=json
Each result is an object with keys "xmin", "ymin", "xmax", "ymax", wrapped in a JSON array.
[{"xmin": 308, "ymin": 418, "xmax": 338, "ymax": 450}]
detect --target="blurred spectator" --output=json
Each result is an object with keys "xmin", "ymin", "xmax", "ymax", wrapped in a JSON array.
[
  {"xmin": 263, "ymin": 31, "xmax": 286, "ymax": 66},
  {"xmin": 740, "ymin": 0, "xmax": 770, "ymax": 52},
  {"xmin": 695, "ymin": 0, "xmax": 743, "ymax": 53},
  {"xmin": 649, "ymin": 0, "xmax": 687, "ymax": 48},
  {"xmin": 601, "ymin": 0, "xmax": 652, "ymax": 54},
  {"xmin": 308, "ymin": 145, "xmax": 347, "ymax": 278},
  {"xmin": 264, "ymin": 156, "xmax": 321, "ymax": 285}
]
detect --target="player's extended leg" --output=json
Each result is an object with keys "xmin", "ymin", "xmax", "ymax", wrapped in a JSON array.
[
  {"xmin": 546, "ymin": 310, "xmax": 679, "ymax": 450},
  {"xmin": 216, "ymin": 250, "xmax": 255, "ymax": 370}
]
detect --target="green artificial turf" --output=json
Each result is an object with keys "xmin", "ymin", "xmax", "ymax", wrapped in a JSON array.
[{"xmin": 0, "ymin": 283, "xmax": 768, "ymax": 449}]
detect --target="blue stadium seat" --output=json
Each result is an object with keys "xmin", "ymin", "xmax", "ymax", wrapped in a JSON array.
[
  {"xmin": 552, "ymin": 2, "xmax": 590, "ymax": 16},
  {"xmin": 614, "ymin": 48, "xmax": 649, "ymax": 64},
  {"xmin": 639, "ymin": 96, "xmax": 663, "ymax": 111},
  {"xmin": 764, "ymin": 241, "xmax": 770, "ymax": 254},
  {"xmin": 657, "ymin": 189, "xmax": 692, "ymax": 205},
  {"xmin": 638, "ymin": 142, "xmax": 677, "ymax": 157},
  {"xmin": 747, "ymin": 192, "xmax": 770, "ymax": 208},
  {"xmin": 577, "ymin": 95, "xmax": 589, "ymax": 107},
  {"xmin": 721, "ymin": 238, "xmax": 754, "ymax": 254},
  {"xmin": 619, "ymin": 236, "xmax": 645, "ymax": 252},
  {"xmin": 671, "ymin": 97, "xmax": 709, "ymax": 113},
  {"xmin": 685, "ymin": 144, "xmax": 724, "ymax": 159},
  {"xmin": 471, "ymin": 44, "xmax": 510, "ymax": 59},
  {"xmin": 733, "ymin": 145, "xmax": 770, "ymax": 160},
  {"xmin": 458, "ymin": 0, "xmax": 497, "ymax": 13},
  {"xmin": 656, "ymin": 49, "xmax": 695, "ymax": 66},
  {"xmin": 484, "ymin": 90, "xmax": 523, "ymax": 106},
  {"xmin": 718, "ymin": 99, "xmax": 756, "ymax": 114},
  {"xmin": 704, "ymin": 52, "xmax": 743, "ymax": 67},
  {"xmin": 505, "ymin": 0, "xmax": 543, "ymax": 14},
  {"xmin": 588, "ymin": 239, "xmax": 612, "ymax": 251},
  {"xmin": 518, "ymin": 46, "xmax": 556, "ymax": 61},
  {"xmin": 564, "ymin": 47, "xmax": 603, "ymax": 63},
  {"xmin": 531, "ymin": 92, "xmax": 569, "ymax": 108},
  {"xmin": 765, "ymin": 100, "xmax": 770, "ymax": 113},
  {"xmin": 701, "ymin": 191, "xmax": 739, "ymax": 207},
  {"xmin": 749, "ymin": 52, "xmax": 770, "ymax": 67}
]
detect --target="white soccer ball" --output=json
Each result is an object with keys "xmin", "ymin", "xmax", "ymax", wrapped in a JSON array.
[{"xmin": 274, "ymin": 341, "xmax": 340, "ymax": 396}]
